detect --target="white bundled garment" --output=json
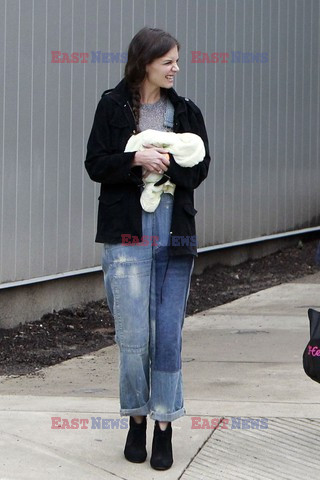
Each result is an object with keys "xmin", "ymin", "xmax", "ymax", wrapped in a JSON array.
[{"xmin": 124, "ymin": 129, "xmax": 205, "ymax": 212}]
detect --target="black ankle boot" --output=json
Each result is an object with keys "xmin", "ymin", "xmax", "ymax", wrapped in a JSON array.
[
  {"xmin": 124, "ymin": 416, "xmax": 147, "ymax": 463},
  {"xmin": 150, "ymin": 420, "xmax": 173, "ymax": 470}
]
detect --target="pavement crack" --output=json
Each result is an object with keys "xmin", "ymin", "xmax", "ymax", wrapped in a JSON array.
[{"xmin": 177, "ymin": 417, "xmax": 225, "ymax": 479}]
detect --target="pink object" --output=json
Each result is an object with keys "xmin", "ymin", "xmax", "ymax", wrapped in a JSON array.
[{"xmin": 308, "ymin": 345, "xmax": 320, "ymax": 356}]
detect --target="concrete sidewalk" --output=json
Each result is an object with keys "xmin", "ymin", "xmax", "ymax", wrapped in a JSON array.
[{"xmin": 1, "ymin": 273, "xmax": 320, "ymax": 479}]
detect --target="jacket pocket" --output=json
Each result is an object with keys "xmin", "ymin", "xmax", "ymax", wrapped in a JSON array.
[
  {"xmin": 98, "ymin": 191, "xmax": 125, "ymax": 207},
  {"xmin": 183, "ymin": 203, "xmax": 198, "ymax": 216},
  {"xmin": 97, "ymin": 191, "xmax": 127, "ymax": 239}
]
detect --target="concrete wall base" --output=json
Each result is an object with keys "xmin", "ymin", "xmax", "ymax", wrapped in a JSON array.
[
  {"xmin": 193, "ymin": 236, "xmax": 301, "ymax": 275},
  {"xmin": 0, "ymin": 272, "xmax": 105, "ymax": 329}
]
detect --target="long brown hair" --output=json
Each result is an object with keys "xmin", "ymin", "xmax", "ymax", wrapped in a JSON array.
[{"xmin": 124, "ymin": 27, "xmax": 180, "ymax": 130}]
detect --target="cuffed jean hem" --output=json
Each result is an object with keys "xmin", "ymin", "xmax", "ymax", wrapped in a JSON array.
[
  {"xmin": 149, "ymin": 406, "xmax": 186, "ymax": 422},
  {"xmin": 120, "ymin": 400, "xmax": 151, "ymax": 417},
  {"xmin": 119, "ymin": 404, "xmax": 186, "ymax": 422}
]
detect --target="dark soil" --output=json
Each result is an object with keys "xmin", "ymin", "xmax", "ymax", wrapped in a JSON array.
[{"xmin": 1, "ymin": 237, "xmax": 320, "ymax": 377}]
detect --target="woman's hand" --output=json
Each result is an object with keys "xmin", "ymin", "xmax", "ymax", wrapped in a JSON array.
[{"xmin": 131, "ymin": 144, "xmax": 170, "ymax": 174}]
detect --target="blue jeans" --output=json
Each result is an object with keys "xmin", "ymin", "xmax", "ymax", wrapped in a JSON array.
[{"xmin": 102, "ymin": 193, "xmax": 194, "ymax": 422}]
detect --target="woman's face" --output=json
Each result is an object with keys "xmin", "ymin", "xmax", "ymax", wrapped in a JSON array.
[{"xmin": 144, "ymin": 46, "xmax": 180, "ymax": 89}]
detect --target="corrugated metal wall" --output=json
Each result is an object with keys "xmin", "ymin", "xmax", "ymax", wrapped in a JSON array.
[{"xmin": 0, "ymin": 0, "xmax": 319, "ymax": 286}]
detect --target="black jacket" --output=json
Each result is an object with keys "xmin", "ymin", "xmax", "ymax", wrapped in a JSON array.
[{"xmin": 85, "ymin": 78, "xmax": 211, "ymax": 256}]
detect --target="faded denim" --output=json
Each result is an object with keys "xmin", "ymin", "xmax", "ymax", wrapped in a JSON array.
[{"xmin": 102, "ymin": 193, "xmax": 194, "ymax": 422}]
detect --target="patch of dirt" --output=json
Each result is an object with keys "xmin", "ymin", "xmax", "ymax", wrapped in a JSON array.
[{"xmin": 1, "ymin": 237, "xmax": 319, "ymax": 377}]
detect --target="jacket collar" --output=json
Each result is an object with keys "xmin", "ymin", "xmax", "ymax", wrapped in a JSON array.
[
  {"xmin": 101, "ymin": 78, "xmax": 131, "ymax": 104},
  {"xmin": 102, "ymin": 77, "xmax": 186, "ymax": 113}
]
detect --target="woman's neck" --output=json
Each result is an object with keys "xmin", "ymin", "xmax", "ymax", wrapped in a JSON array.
[{"xmin": 139, "ymin": 82, "xmax": 162, "ymax": 104}]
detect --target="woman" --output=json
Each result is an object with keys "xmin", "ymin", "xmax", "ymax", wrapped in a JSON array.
[{"xmin": 85, "ymin": 26, "xmax": 211, "ymax": 471}]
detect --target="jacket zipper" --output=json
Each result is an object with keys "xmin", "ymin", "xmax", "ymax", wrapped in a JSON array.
[{"xmin": 126, "ymin": 101, "xmax": 137, "ymax": 133}]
